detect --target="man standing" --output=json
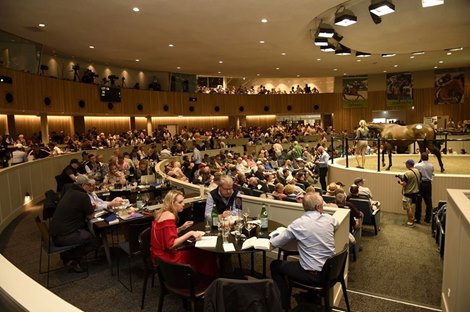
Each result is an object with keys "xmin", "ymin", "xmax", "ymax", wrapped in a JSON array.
[
  {"xmin": 315, "ymin": 146, "xmax": 330, "ymax": 193},
  {"xmin": 414, "ymin": 152, "xmax": 434, "ymax": 223},
  {"xmin": 50, "ymin": 176, "xmax": 101, "ymax": 272},
  {"xmin": 205, "ymin": 175, "xmax": 240, "ymax": 220},
  {"xmin": 399, "ymin": 159, "xmax": 421, "ymax": 227},
  {"xmin": 270, "ymin": 193, "xmax": 339, "ymax": 309}
]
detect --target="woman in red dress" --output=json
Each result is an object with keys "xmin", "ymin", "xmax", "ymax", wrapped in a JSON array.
[{"xmin": 150, "ymin": 190, "xmax": 217, "ymax": 277}]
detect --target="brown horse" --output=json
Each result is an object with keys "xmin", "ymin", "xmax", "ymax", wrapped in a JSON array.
[{"xmin": 367, "ymin": 123, "xmax": 445, "ymax": 172}]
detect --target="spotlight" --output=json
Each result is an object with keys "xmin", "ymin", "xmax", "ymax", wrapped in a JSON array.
[
  {"xmin": 334, "ymin": 9, "xmax": 357, "ymax": 27},
  {"xmin": 382, "ymin": 53, "xmax": 396, "ymax": 57},
  {"xmin": 356, "ymin": 51, "xmax": 371, "ymax": 57},
  {"xmin": 412, "ymin": 51, "xmax": 425, "ymax": 55},
  {"xmin": 446, "ymin": 47, "xmax": 463, "ymax": 52},
  {"xmin": 369, "ymin": 0, "xmax": 395, "ymax": 17},
  {"xmin": 333, "ymin": 32, "xmax": 343, "ymax": 42},
  {"xmin": 314, "ymin": 38, "xmax": 329, "ymax": 46},
  {"xmin": 369, "ymin": 11, "xmax": 382, "ymax": 24},
  {"xmin": 335, "ymin": 44, "xmax": 351, "ymax": 56},
  {"xmin": 422, "ymin": 0, "xmax": 444, "ymax": 8},
  {"xmin": 320, "ymin": 45, "xmax": 336, "ymax": 52},
  {"xmin": 317, "ymin": 24, "xmax": 335, "ymax": 38}
]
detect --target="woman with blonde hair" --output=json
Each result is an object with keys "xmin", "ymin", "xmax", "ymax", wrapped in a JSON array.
[
  {"xmin": 150, "ymin": 190, "xmax": 217, "ymax": 277},
  {"xmin": 355, "ymin": 120, "xmax": 369, "ymax": 169}
]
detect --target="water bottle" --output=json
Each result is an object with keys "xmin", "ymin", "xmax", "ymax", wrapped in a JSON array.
[
  {"xmin": 136, "ymin": 191, "xmax": 143, "ymax": 209},
  {"xmin": 260, "ymin": 204, "xmax": 268, "ymax": 229},
  {"xmin": 211, "ymin": 204, "xmax": 219, "ymax": 228}
]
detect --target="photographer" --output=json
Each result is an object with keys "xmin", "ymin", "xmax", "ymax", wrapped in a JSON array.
[{"xmin": 397, "ymin": 159, "xmax": 421, "ymax": 227}]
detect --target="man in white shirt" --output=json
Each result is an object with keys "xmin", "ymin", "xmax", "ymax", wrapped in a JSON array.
[
  {"xmin": 270, "ymin": 193, "xmax": 339, "ymax": 309},
  {"xmin": 87, "ymin": 179, "xmax": 123, "ymax": 211}
]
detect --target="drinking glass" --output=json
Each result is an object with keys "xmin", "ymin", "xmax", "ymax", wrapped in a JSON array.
[{"xmin": 204, "ymin": 220, "xmax": 211, "ymax": 235}]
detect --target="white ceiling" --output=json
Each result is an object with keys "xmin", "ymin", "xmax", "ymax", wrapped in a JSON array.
[{"xmin": 0, "ymin": 0, "xmax": 469, "ymax": 78}]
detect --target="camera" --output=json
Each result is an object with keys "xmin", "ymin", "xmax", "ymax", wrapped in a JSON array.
[
  {"xmin": 395, "ymin": 174, "xmax": 404, "ymax": 183},
  {"xmin": 72, "ymin": 64, "xmax": 80, "ymax": 71}
]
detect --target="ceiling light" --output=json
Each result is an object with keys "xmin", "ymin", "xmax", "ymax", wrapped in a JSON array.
[
  {"xmin": 38, "ymin": 23, "xmax": 46, "ymax": 28},
  {"xmin": 297, "ymin": 75, "xmax": 300, "ymax": 77},
  {"xmin": 320, "ymin": 45, "xmax": 336, "ymax": 52},
  {"xmin": 135, "ymin": 59, "xmax": 140, "ymax": 62},
  {"xmin": 334, "ymin": 9, "xmax": 357, "ymax": 27},
  {"xmin": 261, "ymin": 18, "xmax": 268, "ymax": 23},
  {"xmin": 332, "ymin": 32, "xmax": 343, "ymax": 42},
  {"xmin": 333, "ymin": 68, "xmax": 338, "ymax": 71},
  {"xmin": 218, "ymin": 60, "xmax": 223, "ymax": 64},
  {"xmin": 446, "ymin": 52, "xmax": 452, "ymax": 55},
  {"xmin": 439, "ymin": 60, "xmax": 444, "ymax": 63},
  {"xmin": 132, "ymin": 7, "xmax": 140, "ymax": 12},
  {"xmin": 168, "ymin": 44, "xmax": 174, "ymax": 47},
  {"xmin": 281, "ymin": 52, "xmax": 286, "ymax": 56},
  {"xmin": 356, "ymin": 59, "xmax": 362, "ymax": 62},
  {"xmin": 317, "ymin": 25, "xmax": 335, "ymax": 38},
  {"xmin": 314, "ymin": 38, "xmax": 329, "ymax": 46},
  {"xmin": 177, "ymin": 66, "xmax": 181, "ymax": 69},
  {"xmin": 257, "ymin": 74, "xmax": 260, "ymax": 76},
  {"xmin": 422, "ymin": 0, "xmax": 444, "ymax": 8},
  {"xmin": 382, "ymin": 53, "xmax": 396, "ymax": 57},
  {"xmin": 412, "ymin": 51, "xmax": 425, "ymax": 55},
  {"xmin": 393, "ymin": 65, "xmax": 398, "ymax": 67},
  {"xmin": 218, "ymin": 71, "xmax": 221, "ymax": 74},
  {"xmin": 446, "ymin": 47, "xmax": 463, "ymax": 52},
  {"xmin": 89, "ymin": 45, "xmax": 95, "ymax": 49},
  {"xmin": 410, "ymin": 56, "xmax": 415, "ymax": 59},
  {"xmin": 316, "ymin": 58, "xmax": 321, "ymax": 61},
  {"xmin": 434, "ymin": 66, "xmax": 438, "ymax": 69},
  {"xmin": 383, "ymin": 70, "xmax": 387, "ymax": 73},
  {"xmin": 369, "ymin": 0, "xmax": 395, "ymax": 17},
  {"xmin": 276, "ymin": 68, "xmax": 280, "ymax": 70},
  {"xmin": 356, "ymin": 51, "xmax": 371, "ymax": 57},
  {"xmin": 259, "ymin": 40, "xmax": 265, "ymax": 44},
  {"xmin": 335, "ymin": 44, "xmax": 351, "ymax": 56}
]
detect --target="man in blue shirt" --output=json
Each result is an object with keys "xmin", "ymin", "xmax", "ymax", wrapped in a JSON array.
[{"xmin": 270, "ymin": 192, "xmax": 339, "ymax": 309}]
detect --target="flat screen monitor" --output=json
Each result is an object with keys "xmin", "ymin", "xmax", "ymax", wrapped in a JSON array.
[{"xmin": 99, "ymin": 86, "xmax": 121, "ymax": 102}]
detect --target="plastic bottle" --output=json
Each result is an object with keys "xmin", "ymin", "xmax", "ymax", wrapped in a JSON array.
[
  {"xmin": 136, "ymin": 191, "xmax": 143, "ymax": 208},
  {"xmin": 211, "ymin": 204, "xmax": 219, "ymax": 228},
  {"xmin": 260, "ymin": 204, "xmax": 268, "ymax": 229}
]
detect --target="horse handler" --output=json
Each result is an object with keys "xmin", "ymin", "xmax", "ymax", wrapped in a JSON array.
[{"xmin": 355, "ymin": 120, "xmax": 369, "ymax": 169}]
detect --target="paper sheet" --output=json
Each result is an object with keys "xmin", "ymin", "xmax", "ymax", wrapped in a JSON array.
[
  {"xmin": 195, "ymin": 236, "xmax": 218, "ymax": 248},
  {"xmin": 223, "ymin": 243, "xmax": 236, "ymax": 252}
]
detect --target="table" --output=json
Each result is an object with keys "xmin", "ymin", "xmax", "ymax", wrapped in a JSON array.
[
  {"xmin": 96, "ymin": 184, "xmax": 172, "ymax": 203},
  {"xmin": 92, "ymin": 195, "xmax": 207, "ymax": 274},
  {"xmin": 189, "ymin": 219, "xmax": 286, "ymax": 278}
]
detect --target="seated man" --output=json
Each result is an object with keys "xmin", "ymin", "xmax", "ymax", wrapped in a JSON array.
[
  {"xmin": 204, "ymin": 175, "xmax": 241, "ymax": 221},
  {"xmin": 353, "ymin": 177, "xmax": 381, "ymax": 209},
  {"xmin": 49, "ymin": 176, "xmax": 101, "ymax": 272},
  {"xmin": 270, "ymin": 193, "xmax": 339, "ymax": 309},
  {"xmin": 87, "ymin": 179, "xmax": 122, "ymax": 211}
]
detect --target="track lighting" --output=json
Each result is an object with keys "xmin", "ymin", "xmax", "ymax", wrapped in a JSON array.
[{"xmin": 369, "ymin": 0, "xmax": 395, "ymax": 17}]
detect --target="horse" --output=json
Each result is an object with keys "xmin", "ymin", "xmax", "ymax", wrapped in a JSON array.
[
  {"xmin": 343, "ymin": 81, "xmax": 366, "ymax": 101},
  {"xmin": 367, "ymin": 123, "xmax": 445, "ymax": 172}
]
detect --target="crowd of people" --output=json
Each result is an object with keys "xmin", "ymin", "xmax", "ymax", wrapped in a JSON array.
[{"xmin": 195, "ymin": 84, "xmax": 320, "ymax": 95}]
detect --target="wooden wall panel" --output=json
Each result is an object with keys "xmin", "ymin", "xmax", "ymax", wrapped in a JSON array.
[
  {"xmin": 135, "ymin": 117, "xmax": 148, "ymax": 131},
  {"xmin": 84, "ymin": 116, "xmax": 131, "ymax": 135},
  {"xmin": 48, "ymin": 116, "xmax": 73, "ymax": 136},
  {"xmin": 14, "ymin": 115, "xmax": 40, "ymax": 139},
  {"xmin": 0, "ymin": 115, "xmax": 7, "ymax": 134},
  {"xmin": 1, "ymin": 67, "xmax": 470, "ymax": 134}
]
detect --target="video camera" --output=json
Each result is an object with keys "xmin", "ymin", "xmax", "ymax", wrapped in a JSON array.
[
  {"xmin": 395, "ymin": 174, "xmax": 405, "ymax": 183},
  {"xmin": 72, "ymin": 64, "xmax": 80, "ymax": 71}
]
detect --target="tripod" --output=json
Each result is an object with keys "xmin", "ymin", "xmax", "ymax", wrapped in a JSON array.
[
  {"xmin": 73, "ymin": 69, "xmax": 80, "ymax": 82},
  {"xmin": 121, "ymin": 77, "xmax": 127, "ymax": 88}
]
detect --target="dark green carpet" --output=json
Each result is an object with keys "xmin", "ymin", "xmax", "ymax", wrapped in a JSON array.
[{"xmin": 0, "ymin": 206, "xmax": 443, "ymax": 312}]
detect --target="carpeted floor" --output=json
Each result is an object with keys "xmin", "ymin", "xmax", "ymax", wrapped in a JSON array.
[{"xmin": 0, "ymin": 206, "xmax": 443, "ymax": 312}]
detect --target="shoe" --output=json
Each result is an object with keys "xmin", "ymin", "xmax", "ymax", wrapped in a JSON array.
[
  {"xmin": 65, "ymin": 260, "xmax": 84, "ymax": 273},
  {"xmin": 406, "ymin": 222, "xmax": 415, "ymax": 227},
  {"xmin": 424, "ymin": 219, "xmax": 431, "ymax": 224}
]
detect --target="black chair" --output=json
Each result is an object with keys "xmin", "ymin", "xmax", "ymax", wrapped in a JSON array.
[
  {"xmin": 116, "ymin": 221, "xmax": 153, "ymax": 291},
  {"xmin": 204, "ymin": 278, "xmax": 283, "ymax": 312},
  {"xmin": 138, "ymin": 227, "xmax": 157, "ymax": 310},
  {"xmin": 288, "ymin": 244, "xmax": 350, "ymax": 312},
  {"xmin": 349, "ymin": 198, "xmax": 381, "ymax": 235},
  {"xmin": 322, "ymin": 195, "xmax": 336, "ymax": 204},
  {"xmin": 35, "ymin": 216, "xmax": 88, "ymax": 288},
  {"xmin": 43, "ymin": 189, "xmax": 60, "ymax": 221},
  {"xmin": 154, "ymin": 256, "xmax": 215, "ymax": 312}
]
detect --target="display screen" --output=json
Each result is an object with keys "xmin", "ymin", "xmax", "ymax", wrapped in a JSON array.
[{"xmin": 99, "ymin": 86, "xmax": 121, "ymax": 102}]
